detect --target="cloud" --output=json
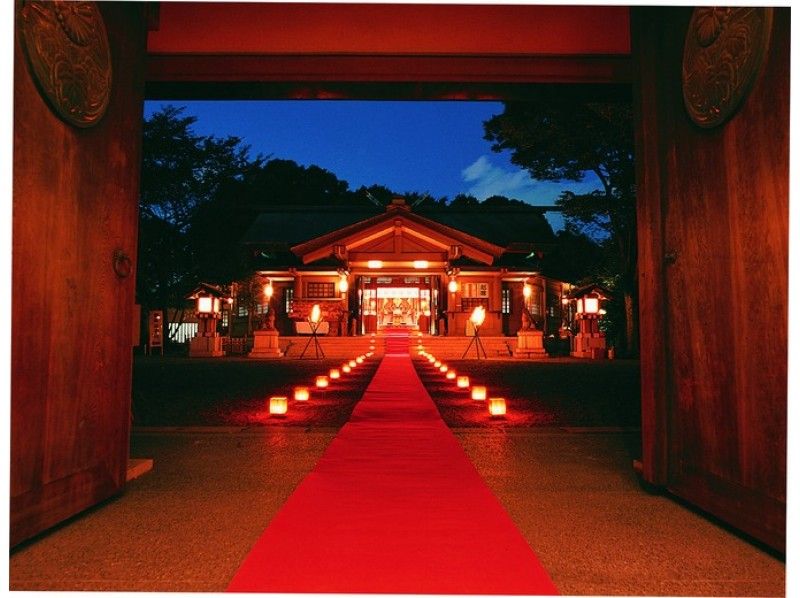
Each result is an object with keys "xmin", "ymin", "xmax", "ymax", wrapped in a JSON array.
[
  {"xmin": 460, "ymin": 155, "xmax": 601, "ymax": 206},
  {"xmin": 461, "ymin": 155, "xmax": 544, "ymax": 203}
]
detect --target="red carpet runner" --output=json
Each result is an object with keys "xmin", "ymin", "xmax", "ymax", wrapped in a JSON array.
[{"xmin": 228, "ymin": 333, "xmax": 558, "ymax": 594}]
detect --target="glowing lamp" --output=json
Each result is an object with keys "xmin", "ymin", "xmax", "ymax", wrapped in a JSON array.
[
  {"xmin": 488, "ymin": 398, "xmax": 507, "ymax": 417},
  {"xmin": 342, "ymin": 364, "xmax": 352, "ymax": 373},
  {"xmin": 269, "ymin": 396, "xmax": 288, "ymax": 415},
  {"xmin": 366, "ymin": 352, "xmax": 373, "ymax": 357},
  {"xmin": 356, "ymin": 356, "xmax": 365, "ymax": 364},
  {"xmin": 434, "ymin": 360, "xmax": 442, "ymax": 368},
  {"xmin": 471, "ymin": 386, "xmax": 487, "ymax": 401},
  {"xmin": 315, "ymin": 376, "xmax": 329, "ymax": 388},
  {"xmin": 439, "ymin": 365, "xmax": 448, "ymax": 373},
  {"xmin": 367, "ymin": 260, "xmax": 383, "ymax": 269},
  {"xmin": 197, "ymin": 297, "xmax": 219, "ymax": 315},
  {"xmin": 349, "ymin": 360, "xmax": 357, "ymax": 368},
  {"xmin": 371, "ymin": 333, "xmax": 376, "ymax": 337},
  {"xmin": 428, "ymin": 356, "xmax": 436, "ymax": 363},
  {"xmin": 446, "ymin": 370, "xmax": 456, "ymax": 380},
  {"xmin": 448, "ymin": 279, "xmax": 458, "ymax": 293},
  {"xmin": 338, "ymin": 276, "xmax": 349, "ymax": 293},
  {"xmin": 413, "ymin": 260, "xmax": 429, "ymax": 269},
  {"xmin": 309, "ymin": 304, "xmax": 322, "ymax": 324},
  {"xmin": 584, "ymin": 296, "xmax": 599, "ymax": 314},
  {"xmin": 264, "ymin": 281, "xmax": 274, "ymax": 298},
  {"xmin": 329, "ymin": 368, "xmax": 340, "ymax": 380},
  {"xmin": 470, "ymin": 305, "xmax": 486, "ymax": 328},
  {"xmin": 293, "ymin": 387, "xmax": 310, "ymax": 401},
  {"xmin": 523, "ymin": 283, "xmax": 532, "ymax": 299},
  {"xmin": 457, "ymin": 376, "xmax": 470, "ymax": 389}
]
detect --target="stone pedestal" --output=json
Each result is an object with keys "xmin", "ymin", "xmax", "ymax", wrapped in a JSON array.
[
  {"xmin": 189, "ymin": 334, "xmax": 224, "ymax": 358},
  {"xmin": 571, "ymin": 332, "xmax": 607, "ymax": 359},
  {"xmin": 515, "ymin": 329, "xmax": 547, "ymax": 358},
  {"xmin": 248, "ymin": 329, "xmax": 282, "ymax": 359}
]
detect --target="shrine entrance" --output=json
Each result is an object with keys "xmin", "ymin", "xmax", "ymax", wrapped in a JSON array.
[{"xmin": 358, "ymin": 275, "xmax": 441, "ymax": 335}]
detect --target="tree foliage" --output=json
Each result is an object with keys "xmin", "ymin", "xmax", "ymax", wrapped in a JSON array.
[{"xmin": 484, "ymin": 99, "xmax": 638, "ymax": 354}]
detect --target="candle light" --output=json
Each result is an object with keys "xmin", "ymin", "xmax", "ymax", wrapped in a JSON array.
[
  {"xmin": 293, "ymin": 387, "xmax": 309, "ymax": 401},
  {"xmin": 315, "ymin": 376, "xmax": 329, "ymax": 388},
  {"xmin": 457, "ymin": 376, "xmax": 470, "ymax": 389},
  {"xmin": 269, "ymin": 396, "xmax": 288, "ymax": 415},
  {"xmin": 488, "ymin": 397, "xmax": 507, "ymax": 416},
  {"xmin": 471, "ymin": 386, "xmax": 487, "ymax": 401}
]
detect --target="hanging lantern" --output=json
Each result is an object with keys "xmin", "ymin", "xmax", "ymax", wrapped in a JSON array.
[
  {"xmin": 338, "ymin": 275, "xmax": 349, "ymax": 293},
  {"xmin": 488, "ymin": 397, "xmax": 507, "ymax": 417},
  {"xmin": 329, "ymin": 368, "xmax": 340, "ymax": 380},
  {"xmin": 523, "ymin": 283, "xmax": 532, "ymax": 299},
  {"xmin": 457, "ymin": 376, "xmax": 470, "ymax": 389},
  {"xmin": 269, "ymin": 396, "xmax": 288, "ymax": 415},
  {"xmin": 293, "ymin": 387, "xmax": 309, "ymax": 402},
  {"xmin": 315, "ymin": 376, "xmax": 329, "ymax": 388},
  {"xmin": 471, "ymin": 386, "xmax": 487, "ymax": 401},
  {"xmin": 264, "ymin": 280, "xmax": 274, "ymax": 298},
  {"xmin": 446, "ymin": 370, "xmax": 456, "ymax": 380},
  {"xmin": 448, "ymin": 278, "xmax": 458, "ymax": 293}
]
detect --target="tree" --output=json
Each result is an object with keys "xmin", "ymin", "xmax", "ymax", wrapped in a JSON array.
[
  {"xmin": 138, "ymin": 105, "xmax": 258, "ymax": 342},
  {"xmin": 483, "ymin": 99, "xmax": 638, "ymax": 355}
]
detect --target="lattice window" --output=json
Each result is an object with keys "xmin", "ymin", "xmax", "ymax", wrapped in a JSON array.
[
  {"xmin": 306, "ymin": 282, "xmax": 336, "ymax": 298},
  {"xmin": 284, "ymin": 287, "xmax": 294, "ymax": 313},
  {"xmin": 501, "ymin": 288, "xmax": 511, "ymax": 314},
  {"xmin": 461, "ymin": 297, "xmax": 489, "ymax": 312}
]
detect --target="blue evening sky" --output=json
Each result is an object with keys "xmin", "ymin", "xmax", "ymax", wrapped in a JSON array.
[{"xmin": 143, "ymin": 100, "xmax": 603, "ymax": 230}]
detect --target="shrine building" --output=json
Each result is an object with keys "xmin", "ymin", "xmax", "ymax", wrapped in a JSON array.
[{"xmin": 237, "ymin": 197, "xmax": 572, "ymax": 337}]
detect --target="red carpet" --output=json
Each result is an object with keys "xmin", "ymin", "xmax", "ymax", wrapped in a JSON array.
[{"xmin": 227, "ymin": 332, "xmax": 558, "ymax": 594}]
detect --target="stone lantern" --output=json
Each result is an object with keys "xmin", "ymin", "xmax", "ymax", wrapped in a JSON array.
[
  {"xmin": 187, "ymin": 283, "xmax": 226, "ymax": 358},
  {"xmin": 568, "ymin": 284, "xmax": 610, "ymax": 359}
]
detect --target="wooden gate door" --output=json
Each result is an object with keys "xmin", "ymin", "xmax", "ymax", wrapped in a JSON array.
[
  {"xmin": 11, "ymin": 4, "xmax": 148, "ymax": 546},
  {"xmin": 633, "ymin": 8, "xmax": 788, "ymax": 551}
]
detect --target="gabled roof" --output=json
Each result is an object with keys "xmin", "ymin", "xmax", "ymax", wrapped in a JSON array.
[
  {"xmin": 241, "ymin": 206, "xmax": 382, "ymax": 246},
  {"xmin": 240, "ymin": 202, "xmax": 556, "ymax": 254},
  {"xmin": 291, "ymin": 202, "xmax": 506, "ymax": 265}
]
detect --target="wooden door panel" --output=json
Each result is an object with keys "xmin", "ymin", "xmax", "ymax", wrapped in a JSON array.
[
  {"xmin": 633, "ymin": 7, "xmax": 787, "ymax": 551},
  {"xmin": 11, "ymin": 4, "xmax": 147, "ymax": 547}
]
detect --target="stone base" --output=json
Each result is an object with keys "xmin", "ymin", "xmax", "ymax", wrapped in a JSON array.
[
  {"xmin": 571, "ymin": 333, "xmax": 607, "ymax": 359},
  {"xmin": 249, "ymin": 329, "xmax": 283, "ymax": 359},
  {"xmin": 515, "ymin": 329, "xmax": 547, "ymax": 358},
  {"xmin": 189, "ymin": 335, "xmax": 224, "ymax": 358}
]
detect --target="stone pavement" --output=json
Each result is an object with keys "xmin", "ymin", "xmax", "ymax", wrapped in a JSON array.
[{"xmin": 9, "ymin": 427, "xmax": 785, "ymax": 595}]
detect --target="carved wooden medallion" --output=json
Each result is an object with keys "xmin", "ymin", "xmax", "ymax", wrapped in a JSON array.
[
  {"xmin": 18, "ymin": 1, "xmax": 112, "ymax": 128},
  {"xmin": 682, "ymin": 7, "xmax": 773, "ymax": 129}
]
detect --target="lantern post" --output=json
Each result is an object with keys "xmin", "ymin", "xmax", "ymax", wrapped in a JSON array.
[
  {"xmin": 299, "ymin": 303, "xmax": 325, "ymax": 359},
  {"xmin": 569, "ymin": 285, "xmax": 609, "ymax": 359},
  {"xmin": 188, "ymin": 284, "xmax": 225, "ymax": 358},
  {"xmin": 461, "ymin": 305, "xmax": 488, "ymax": 359}
]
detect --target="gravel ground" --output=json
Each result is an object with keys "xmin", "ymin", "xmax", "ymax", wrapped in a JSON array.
[
  {"xmin": 133, "ymin": 354, "xmax": 640, "ymax": 432},
  {"xmin": 132, "ymin": 356, "xmax": 380, "ymax": 428}
]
